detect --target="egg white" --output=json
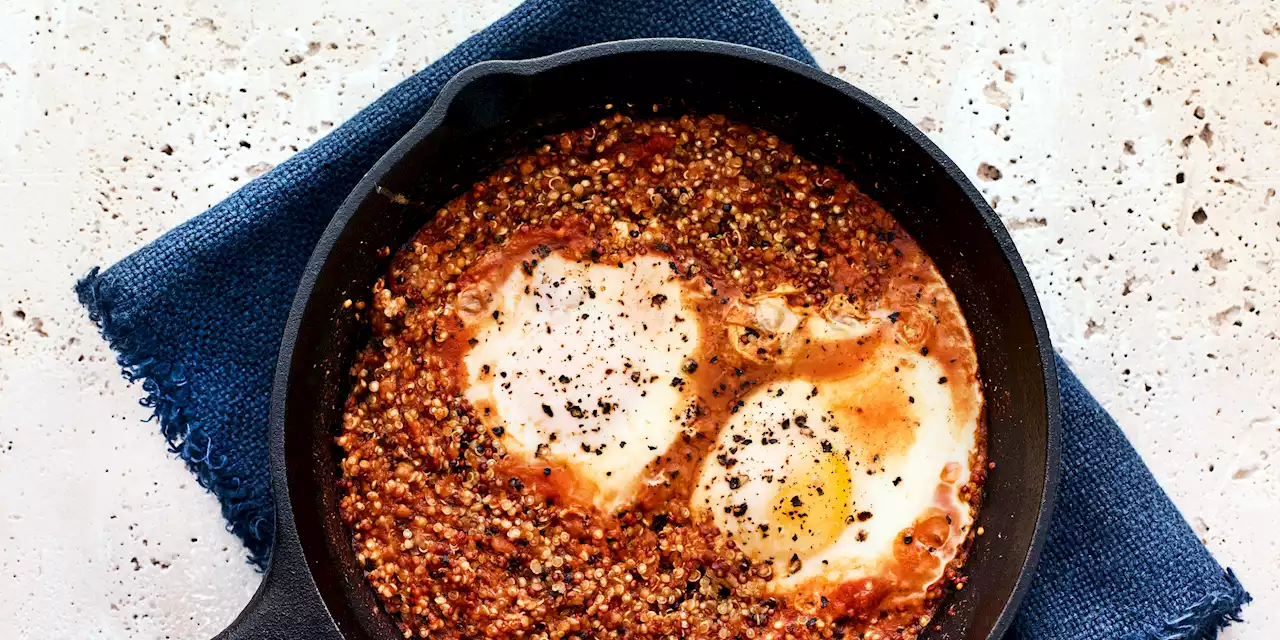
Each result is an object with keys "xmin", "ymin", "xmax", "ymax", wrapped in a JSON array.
[{"xmin": 461, "ymin": 253, "xmax": 700, "ymax": 511}]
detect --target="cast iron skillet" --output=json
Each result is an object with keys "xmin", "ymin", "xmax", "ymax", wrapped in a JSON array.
[{"xmin": 214, "ymin": 38, "xmax": 1061, "ymax": 640}]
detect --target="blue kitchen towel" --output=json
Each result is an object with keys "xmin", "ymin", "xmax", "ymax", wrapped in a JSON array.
[{"xmin": 75, "ymin": 0, "xmax": 1250, "ymax": 638}]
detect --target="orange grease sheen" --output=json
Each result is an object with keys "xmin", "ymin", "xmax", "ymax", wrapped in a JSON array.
[{"xmin": 434, "ymin": 223, "xmax": 980, "ymax": 610}]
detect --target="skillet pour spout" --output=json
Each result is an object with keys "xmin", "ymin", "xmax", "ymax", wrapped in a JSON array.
[{"xmin": 215, "ymin": 38, "xmax": 1060, "ymax": 640}]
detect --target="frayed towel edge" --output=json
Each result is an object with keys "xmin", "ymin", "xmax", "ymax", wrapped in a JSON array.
[
  {"xmin": 76, "ymin": 267, "xmax": 272, "ymax": 570},
  {"xmin": 1145, "ymin": 568, "xmax": 1252, "ymax": 640}
]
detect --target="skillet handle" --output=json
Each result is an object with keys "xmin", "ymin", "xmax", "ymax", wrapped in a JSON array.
[{"xmin": 212, "ymin": 526, "xmax": 343, "ymax": 640}]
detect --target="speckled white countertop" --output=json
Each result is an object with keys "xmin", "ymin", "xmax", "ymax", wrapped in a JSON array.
[{"xmin": 1, "ymin": 1, "xmax": 1276, "ymax": 637}]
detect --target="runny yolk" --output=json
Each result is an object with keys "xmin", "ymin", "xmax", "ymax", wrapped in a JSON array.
[{"xmin": 764, "ymin": 451, "xmax": 853, "ymax": 571}]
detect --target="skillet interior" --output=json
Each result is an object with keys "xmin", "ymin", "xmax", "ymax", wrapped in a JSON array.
[{"xmin": 276, "ymin": 39, "xmax": 1060, "ymax": 640}]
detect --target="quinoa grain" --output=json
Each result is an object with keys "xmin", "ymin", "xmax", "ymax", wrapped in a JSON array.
[{"xmin": 337, "ymin": 114, "xmax": 977, "ymax": 640}]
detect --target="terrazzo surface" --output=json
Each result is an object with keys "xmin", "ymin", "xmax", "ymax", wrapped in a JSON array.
[{"xmin": 0, "ymin": 0, "xmax": 1276, "ymax": 637}]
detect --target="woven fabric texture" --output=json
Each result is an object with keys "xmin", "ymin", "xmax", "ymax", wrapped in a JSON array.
[{"xmin": 76, "ymin": 0, "xmax": 1249, "ymax": 637}]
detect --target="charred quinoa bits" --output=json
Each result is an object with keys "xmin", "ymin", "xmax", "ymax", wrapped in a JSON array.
[{"xmin": 337, "ymin": 114, "xmax": 986, "ymax": 640}]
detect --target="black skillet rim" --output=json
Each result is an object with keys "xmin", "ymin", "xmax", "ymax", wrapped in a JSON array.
[{"xmin": 266, "ymin": 37, "xmax": 1062, "ymax": 640}]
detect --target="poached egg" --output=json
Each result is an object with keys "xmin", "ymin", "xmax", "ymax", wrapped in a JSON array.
[
  {"xmin": 461, "ymin": 252, "xmax": 701, "ymax": 511},
  {"xmin": 457, "ymin": 246, "xmax": 981, "ymax": 598}
]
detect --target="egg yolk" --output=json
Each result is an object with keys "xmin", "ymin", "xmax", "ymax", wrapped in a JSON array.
[{"xmin": 752, "ymin": 451, "xmax": 853, "ymax": 573}]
